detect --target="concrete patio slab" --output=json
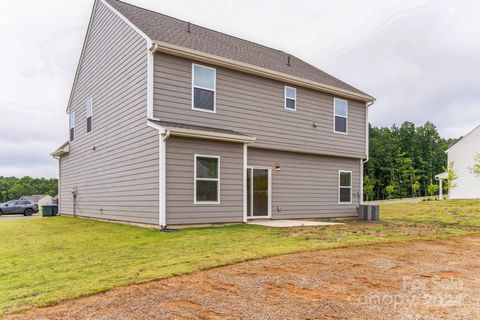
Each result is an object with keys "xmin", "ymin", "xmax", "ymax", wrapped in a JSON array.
[{"xmin": 247, "ymin": 220, "xmax": 343, "ymax": 228}]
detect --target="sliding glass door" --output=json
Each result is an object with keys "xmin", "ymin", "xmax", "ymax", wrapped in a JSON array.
[{"xmin": 247, "ymin": 167, "xmax": 271, "ymax": 218}]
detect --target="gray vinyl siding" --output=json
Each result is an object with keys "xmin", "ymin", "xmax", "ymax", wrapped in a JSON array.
[
  {"xmin": 59, "ymin": 0, "xmax": 160, "ymax": 225},
  {"xmin": 153, "ymin": 53, "xmax": 367, "ymax": 158},
  {"xmin": 166, "ymin": 137, "xmax": 244, "ymax": 225},
  {"xmin": 249, "ymin": 148, "xmax": 361, "ymax": 219}
]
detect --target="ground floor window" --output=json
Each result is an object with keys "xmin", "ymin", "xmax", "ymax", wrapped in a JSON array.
[
  {"xmin": 339, "ymin": 170, "xmax": 352, "ymax": 203},
  {"xmin": 194, "ymin": 155, "xmax": 220, "ymax": 204}
]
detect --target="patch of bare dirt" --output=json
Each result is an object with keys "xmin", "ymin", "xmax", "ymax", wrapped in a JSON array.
[{"xmin": 4, "ymin": 236, "xmax": 480, "ymax": 320}]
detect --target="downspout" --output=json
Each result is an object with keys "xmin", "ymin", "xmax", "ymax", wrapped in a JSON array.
[
  {"xmin": 159, "ymin": 129, "xmax": 170, "ymax": 228},
  {"xmin": 363, "ymin": 101, "xmax": 374, "ymax": 165},
  {"xmin": 360, "ymin": 101, "xmax": 375, "ymax": 204}
]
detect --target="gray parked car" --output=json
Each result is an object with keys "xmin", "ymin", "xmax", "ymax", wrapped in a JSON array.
[{"xmin": 0, "ymin": 200, "xmax": 39, "ymax": 216}]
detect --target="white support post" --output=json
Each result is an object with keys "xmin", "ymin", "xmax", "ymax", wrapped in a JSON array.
[{"xmin": 438, "ymin": 179, "xmax": 443, "ymax": 200}]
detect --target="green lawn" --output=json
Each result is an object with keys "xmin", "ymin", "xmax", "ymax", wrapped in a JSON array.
[{"xmin": 1, "ymin": 200, "xmax": 479, "ymax": 315}]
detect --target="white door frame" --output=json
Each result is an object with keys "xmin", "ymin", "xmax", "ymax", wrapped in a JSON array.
[{"xmin": 246, "ymin": 166, "xmax": 272, "ymax": 219}]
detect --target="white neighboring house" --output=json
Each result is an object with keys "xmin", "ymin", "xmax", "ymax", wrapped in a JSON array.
[
  {"xmin": 19, "ymin": 195, "xmax": 53, "ymax": 210},
  {"xmin": 436, "ymin": 125, "xmax": 480, "ymax": 199}
]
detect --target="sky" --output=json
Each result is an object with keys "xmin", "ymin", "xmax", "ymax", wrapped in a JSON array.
[{"xmin": 1, "ymin": 0, "xmax": 479, "ymax": 178}]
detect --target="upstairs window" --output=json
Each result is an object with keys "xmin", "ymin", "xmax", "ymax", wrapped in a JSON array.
[
  {"xmin": 194, "ymin": 155, "xmax": 220, "ymax": 204},
  {"xmin": 86, "ymin": 98, "xmax": 93, "ymax": 133},
  {"xmin": 284, "ymin": 86, "xmax": 296, "ymax": 110},
  {"xmin": 69, "ymin": 112, "xmax": 76, "ymax": 142},
  {"xmin": 192, "ymin": 64, "xmax": 216, "ymax": 112},
  {"xmin": 334, "ymin": 98, "xmax": 348, "ymax": 134},
  {"xmin": 339, "ymin": 170, "xmax": 352, "ymax": 203}
]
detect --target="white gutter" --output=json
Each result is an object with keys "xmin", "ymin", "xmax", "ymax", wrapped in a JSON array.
[
  {"xmin": 164, "ymin": 129, "xmax": 256, "ymax": 144},
  {"xmin": 51, "ymin": 144, "xmax": 70, "ymax": 159}
]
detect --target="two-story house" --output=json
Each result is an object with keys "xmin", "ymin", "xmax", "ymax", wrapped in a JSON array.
[{"xmin": 52, "ymin": 0, "xmax": 375, "ymax": 227}]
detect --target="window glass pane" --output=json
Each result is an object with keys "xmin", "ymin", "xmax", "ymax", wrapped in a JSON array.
[
  {"xmin": 196, "ymin": 157, "xmax": 218, "ymax": 178},
  {"xmin": 340, "ymin": 172, "xmax": 352, "ymax": 187},
  {"xmin": 285, "ymin": 87, "xmax": 296, "ymax": 99},
  {"xmin": 286, "ymin": 98, "xmax": 296, "ymax": 110},
  {"xmin": 196, "ymin": 180, "xmax": 218, "ymax": 202},
  {"xmin": 335, "ymin": 116, "xmax": 347, "ymax": 133},
  {"xmin": 87, "ymin": 117, "xmax": 92, "ymax": 133},
  {"xmin": 70, "ymin": 128, "xmax": 75, "ymax": 142},
  {"xmin": 194, "ymin": 65, "xmax": 215, "ymax": 89},
  {"xmin": 69, "ymin": 112, "xmax": 75, "ymax": 129},
  {"xmin": 194, "ymin": 88, "xmax": 214, "ymax": 111},
  {"xmin": 335, "ymin": 99, "xmax": 348, "ymax": 117},
  {"xmin": 340, "ymin": 187, "xmax": 351, "ymax": 202}
]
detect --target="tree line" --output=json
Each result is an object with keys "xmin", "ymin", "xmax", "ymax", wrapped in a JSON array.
[
  {"xmin": 364, "ymin": 121, "xmax": 453, "ymax": 200},
  {"xmin": 0, "ymin": 176, "xmax": 58, "ymax": 203}
]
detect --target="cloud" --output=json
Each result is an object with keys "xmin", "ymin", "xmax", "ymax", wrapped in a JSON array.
[{"xmin": 324, "ymin": 0, "xmax": 480, "ymax": 138}]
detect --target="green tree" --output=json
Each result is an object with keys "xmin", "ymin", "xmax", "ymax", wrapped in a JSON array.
[
  {"xmin": 444, "ymin": 162, "xmax": 458, "ymax": 192},
  {"xmin": 0, "ymin": 176, "xmax": 58, "ymax": 203},
  {"xmin": 427, "ymin": 181, "xmax": 439, "ymax": 197},
  {"xmin": 385, "ymin": 185, "xmax": 395, "ymax": 199},
  {"xmin": 363, "ymin": 175, "xmax": 375, "ymax": 201},
  {"xmin": 411, "ymin": 181, "xmax": 420, "ymax": 197},
  {"xmin": 365, "ymin": 121, "xmax": 451, "ymax": 200}
]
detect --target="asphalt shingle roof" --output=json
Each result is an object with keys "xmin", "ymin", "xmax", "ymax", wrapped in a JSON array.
[{"xmin": 105, "ymin": 0, "xmax": 371, "ymax": 98}]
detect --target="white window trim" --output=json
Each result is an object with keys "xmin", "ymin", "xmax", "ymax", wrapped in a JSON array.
[
  {"xmin": 333, "ymin": 97, "xmax": 348, "ymax": 134},
  {"xmin": 86, "ymin": 98, "xmax": 93, "ymax": 134},
  {"xmin": 284, "ymin": 86, "xmax": 297, "ymax": 111},
  {"xmin": 338, "ymin": 170, "xmax": 353, "ymax": 204},
  {"xmin": 194, "ymin": 154, "xmax": 220, "ymax": 204},
  {"xmin": 69, "ymin": 112, "xmax": 76, "ymax": 129},
  {"xmin": 69, "ymin": 112, "xmax": 76, "ymax": 142},
  {"xmin": 192, "ymin": 64, "xmax": 216, "ymax": 113}
]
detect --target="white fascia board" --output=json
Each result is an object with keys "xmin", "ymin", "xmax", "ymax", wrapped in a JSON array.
[{"xmin": 50, "ymin": 144, "xmax": 70, "ymax": 158}]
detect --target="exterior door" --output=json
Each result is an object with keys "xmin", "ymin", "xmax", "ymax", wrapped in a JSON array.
[
  {"xmin": 4, "ymin": 201, "xmax": 17, "ymax": 214},
  {"xmin": 247, "ymin": 167, "xmax": 271, "ymax": 218}
]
